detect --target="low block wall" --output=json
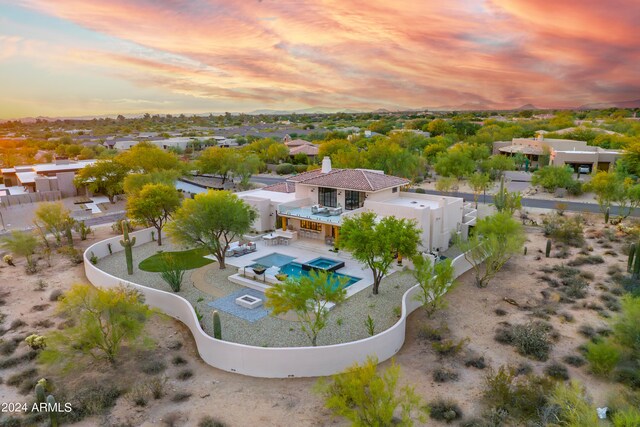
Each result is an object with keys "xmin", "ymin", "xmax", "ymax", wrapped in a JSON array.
[{"xmin": 84, "ymin": 229, "xmax": 474, "ymax": 378}]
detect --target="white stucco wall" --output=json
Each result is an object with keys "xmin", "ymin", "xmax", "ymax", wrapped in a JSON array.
[{"xmin": 84, "ymin": 228, "xmax": 475, "ymax": 378}]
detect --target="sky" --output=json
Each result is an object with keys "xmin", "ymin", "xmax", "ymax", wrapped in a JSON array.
[{"xmin": 0, "ymin": 0, "xmax": 639, "ymax": 119}]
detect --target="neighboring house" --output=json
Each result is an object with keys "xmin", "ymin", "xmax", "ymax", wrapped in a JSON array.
[
  {"xmin": 113, "ymin": 137, "xmax": 199, "ymax": 151},
  {"xmin": 1, "ymin": 158, "xmax": 96, "ymax": 198},
  {"xmin": 493, "ymin": 135, "xmax": 622, "ymax": 172},
  {"xmin": 283, "ymin": 135, "xmax": 319, "ymax": 159},
  {"xmin": 390, "ymin": 129, "xmax": 431, "ymax": 138},
  {"xmin": 237, "ymin": 157, "xmax": 475, "ymax": 253}
]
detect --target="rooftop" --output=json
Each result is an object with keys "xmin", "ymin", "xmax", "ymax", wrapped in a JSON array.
[{"xmin": 289, "ymin": 168, "xmax": 409, "ymax": 192}]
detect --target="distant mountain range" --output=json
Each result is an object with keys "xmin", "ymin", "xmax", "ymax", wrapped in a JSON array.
[
  {"xmin": 2, "ymin": 99, "xmax": 639, "ymax": 123},
  {"xmin": 577, "ymin": 99, "xmax": 640, "ymax": 110}
]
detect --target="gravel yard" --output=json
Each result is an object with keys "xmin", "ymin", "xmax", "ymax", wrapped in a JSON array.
[{"xmin": 97, "ymin": 240, "xmax": 416, "ymax": 347}]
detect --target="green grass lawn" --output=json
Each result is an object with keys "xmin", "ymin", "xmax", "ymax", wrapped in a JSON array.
[{"xmin": 138, "ymin": 247, "xmax": 214, "ymax": 272}]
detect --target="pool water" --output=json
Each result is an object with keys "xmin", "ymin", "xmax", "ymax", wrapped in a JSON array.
[
  {"xmin": 252, "ymin": 253, "xmax": 296, "ymax": 268},
  {"xmin": 304, "ymin": 257, "xmax": 345, "ymax": 271},
  {"xmin": 279, "ymin": 262, "xmax": 360, "ymax": 288}
]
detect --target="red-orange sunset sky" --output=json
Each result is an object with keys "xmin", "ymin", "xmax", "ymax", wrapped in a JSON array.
[{"xmin": 0, "ymin": 0, "xmax": 639, "ymax": 118}]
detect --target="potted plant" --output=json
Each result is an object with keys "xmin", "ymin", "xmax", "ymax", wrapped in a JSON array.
[{"xmin": 252, "ymin": 264, "xmax": 267, "ymax": 276}]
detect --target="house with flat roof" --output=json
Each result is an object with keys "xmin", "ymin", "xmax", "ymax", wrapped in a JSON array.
[
  {"xmin": 1, "ymin": 158, "xmax": 96, "ymax": 198},
  {"xmin": 237, "ymin": 157, "xmax": 475, "ymax": 253},
  {"xmin": 493, "ymin": 135, "xmax": 622, "ymax": 172}
]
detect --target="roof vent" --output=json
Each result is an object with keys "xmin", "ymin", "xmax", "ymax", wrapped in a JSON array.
[{"xmin": 321, "ymin": 156, "xmax": 332, "ymax": 174}]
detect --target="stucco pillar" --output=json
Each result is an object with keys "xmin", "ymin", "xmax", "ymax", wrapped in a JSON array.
[
  {"xmin": 282, "ymin": 217, "xmax": 287, "ymax": 231},
  {"xmin": 333, "ymin": 226, "xmax": 339, "ymax": 246}
]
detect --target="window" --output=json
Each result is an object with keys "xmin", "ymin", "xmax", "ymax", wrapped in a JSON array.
[
  {"xmin": 318, "ymin": 187, "xmax": 337, "ymax": 207},
  {"xmin": 345, "ymin": 190, "xmax": 365, "ymax": 210},
  {"xmin": 300, "ymin": 220, "xmax": 323, "ymax": 231},
  {"xmin": 392, "ymin": 187, "xmax": 398, "ymax": 193}
]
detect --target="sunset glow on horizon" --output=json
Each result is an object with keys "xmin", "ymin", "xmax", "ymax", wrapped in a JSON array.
[{"xmin": 0, "ymin": 0, "xmax": 639, "ymax": 119}]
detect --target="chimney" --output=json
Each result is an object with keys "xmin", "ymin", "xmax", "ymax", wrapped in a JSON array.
[{"xmin": 321, "ymin": 156, "xmax": 332, "ymax": 174}]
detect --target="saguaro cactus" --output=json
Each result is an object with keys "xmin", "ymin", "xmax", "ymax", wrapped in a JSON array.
[
  {"xmin": 605, "ymin": 207, "xmax": 610, "ymax": 224},
  {"xmin": 47, "ymin": 395, "xmax": 59, "ymax": 427},
  {"xmin": 628, "ymin": 244, "xmax": 636, "ymax": 272},
  {"xmin": 213, "ymin": 310, "xmax": 222, "ymax": 340},
  {"xmin": 545, "ymin": 239, "xmax": 552, "ymax": 258},
  {"xmin": 494, "ymin": 176, "xmax": 506, "ymax": 212},
  {"xmin": 119, "ymin": 222, "xmax": 136, "ymax": 275},
  {"xmin": 35, "ymin": 382, "xmax": 46, "ymax": 404}
]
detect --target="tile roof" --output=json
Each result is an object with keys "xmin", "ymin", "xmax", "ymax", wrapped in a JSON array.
[
  {"xmin": 288, "ymin": 169, "xmax": 409, "ymax": 192},
  {"xmin": 289, "ymin": 144, "xmax": 319, "ymax": 156},
  {"xmin": 284, "ymin": 139, "xmax": 312, "ymax": 147},
  {"xmin": 263, "ymin": 181, "xmax": 296, "ymax": 193}
]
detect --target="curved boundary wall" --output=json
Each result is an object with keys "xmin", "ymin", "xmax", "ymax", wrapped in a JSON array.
[{"xmin": 84, "ymin": 228, "xmax": 474, "ymax": 378}]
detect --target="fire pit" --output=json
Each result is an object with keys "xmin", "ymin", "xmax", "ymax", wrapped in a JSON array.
[{"xmin": 235, "ymin": 294, "xmax": 263, "ymax": 309}]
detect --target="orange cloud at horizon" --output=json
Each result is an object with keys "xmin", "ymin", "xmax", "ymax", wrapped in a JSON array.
[{"xmin": 1, "ymin": 0, "xmax": 639, "ymax": 118}]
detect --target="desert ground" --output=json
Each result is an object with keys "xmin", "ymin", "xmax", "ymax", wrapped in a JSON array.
[{"xmin": 0, "ymin": 211, "xmax": 631, "ymax": 426}]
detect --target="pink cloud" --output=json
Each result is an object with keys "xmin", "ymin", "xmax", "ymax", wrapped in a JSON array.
[{"xmin": 11, "ymin": 0, "xmax": 640, "ymax": 110}]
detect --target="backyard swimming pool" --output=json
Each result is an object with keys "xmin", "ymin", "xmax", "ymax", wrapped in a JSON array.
[
  {"xmin": 251, "ymin": 253, "xmax": 296, "ymax": 268},
  {"xmin": 279, "ymin": 262, "xmax": 360, "ymax": 288}
]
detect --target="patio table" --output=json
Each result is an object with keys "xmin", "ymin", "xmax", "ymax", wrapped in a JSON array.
[{"xmin": 262, "ymin": 234, "xmax": 278, "ymax": 246}]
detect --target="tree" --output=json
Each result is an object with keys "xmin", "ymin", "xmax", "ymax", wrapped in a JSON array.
[
  {"xmin": 40, "ymin": 284, "xmax": 151, "ymax": 365},
  {"xmin": 340, "ymin": 212, "xmax": 420, "ymax": 295},
  {"xmin": 365, "ymin": 140, "xmax": 423, "ymax": 179},
  {"xmin": 468, "ymin": 172, "xmax": 491, "ymax": 208},
  {"xmin": 427, "ymin": 119, "xmax": 452, "ymax": 136},
  {"xmin": 531, "ymin": 165, "xmax": 575, "ymax": 192},
  {"xmin": 127, "ymin": 183, "xmax": 181, "ymax": 246},
  {"xmin": 412, "ymin": 255, "xmax": 456, "ymax": 318},
  {"xmin": 123, "ymin": 169, "xmax": 180, "ymax": 195},
  {"xmin": 434, "ymin": 149, "xmax": 476, "ymax": 178},
  {"xmin": 33, "ymin": 202, "xmax": 72, "ymax": 246},
  {"xmin": 115, "ymin": 141, "xmax": 184, "ymax": 173},
  {"xmin": 315, "ymin": 357, "xmax": 428, "ymax": 426},
  {"xmin": 481, "ymin": 155, "xmax": 516, "ymax": 179},
  {"xmin": 265, "ymin": 270, "xmax": 347, "ymax": 346},
  {"xmin": 435, "ymin": 176, "xmax": 459, "ymax": 194},
  {"xmin": 233, "ymin": 153, "xmax": 262, "ymax": 189},
  {"xmin": 167, "ymin": 190, "xmax": 256, "ymax": 269},
  {"xmin": 457, "ymin": 212, "xmax": 525, "ymax": 287},
  {"xmin": 74, "ymin": 160, "xmax": 129, "ymax": 203},
  {"xmin": 197, "ymin": 146, "xmax": 237, "ymax": 184},
  {"xmin": 1, "ymin": 230, "xmax": 39, "ymax": 271},
  {"xmin": 265, "ymin": 143, "xmax": 290, "ymax": 164}
]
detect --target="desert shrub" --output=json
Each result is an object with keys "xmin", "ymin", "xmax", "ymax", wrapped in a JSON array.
[
  {"xmin": 552, "ymin": 264, "xmax": 580, "ymax": 278},
  {"xmin": 494, "ymin": 308, "xmax": 507, "ymax": 316},
  {"xmin": 580, "ymin": 270, "xmax": 595, "ymax": 280},
  {"xmin": 558, "ymin": 311, "xmax": 574, "ymax": 322},
  {"xmin": 176, "ymin": 369, "xmax": 193, "ymax": 380},
  {"xmin": 171, "ymin": 392, "xmax": 191, "ymax": 402},
  {"xmin": 198, "ymin": 416, "xmax": 226, "ymax": 427},
  {"xmin": 429, "ymin": 399, "xmax": 463, "ymax": 423},
  {"xmin": 126, "ymin": 383, "xmax": 149, "ymax": 407},
  {"xmin": 585, "ymin": 341, "xmax": 621, "ymax": 375},
  {"xmin": 578, "ymin": 324, "xmax": 597, "ymax": 338},
  {"xmin": 611, "ymin": 406, "xmax": 640, "ymax": 427},
  {"xmin": 567, "ymin": 255, "xmax": 604, "ymax": 266},
  {"xmin": 433, "ymin": 367, "xmax": 459, "ymax": 383},
  {"xmin": 548, "ymin": 381, "xmax": 599, "ymax": 426},
  {"xmin": 543, "ymin": 214, "xmax": 584, "ymax": 247},
  {"xmin": 32, "ymin": 319, "xmax": 54, "ymax": 328},
  {"xmin": 563, "ymin": 354, "xmax": 586, "ymax": 367},
  {"xmin": 464, "ymin": 355, "xmax": 487, "ymax": 370},
  {"xmin": 544, "ymin": 362, "xmax": 570, "ymax": 380},
  {"xmin": 562, "ymin": 276, "xmax": 588, "ymax": 299},
  {"xmin": 494, "ymin": 326, "xmax": 514, "ymax": 344},
  {"xmin": 614, "ymin": 363, "xmax": 640, "ymax": 389},
  {"xmin": 146, "ymin": 376, "xmax": 167, "ymax": 400},
  {"xmin": 172, "ymin": 355, "xmax": 188, "ymax": 366},
  {"xmin": 30, "ymin": 304, "xmax": 50, "ymax": 312},
  {"xmin": 275, "ymin": 163, "xmax": 295, "ymax": 175},
  {"xmin": 510, "ymin": 322, "xmax": 553, "ymax": 361},
  {"xmin": 163, "ymin": 411, "xmax": 185, "ymax": 427},
  {"xmin": 10, "ymin": 319, "xmax": 26, "ymax": 330},
  {"xmin": 167, "ymin": 340, "xmax": 183, "ymax": 350},
  {"xmin": 619, "ymin": 276, "xmax": 640, "ymax": 296},
  {"xmin": 48, "ymin": 289, "xmax": 63, "ymax": 301},
  {"xmin": 59, "ymin": 384, "xmax": 122, "ymax": 423},
  {"xmin": 0, "ymin": 338, "xmax": 20, "ymax": 356},
  {"xmin": 0, "ymin": 350, "xmax": 37, "ymax": 369},
  {"xmin": 432, "ymin": 338, "xmax": 468, "ymax": 357},
  {"xmin": 483, "ymin": 366, "xmax": 555, "ymax": 423},
  {"xmin": 417, "ymin": 323, "xmax": 447, "ymax": 341},
  {"xmin": 140, "ymin": 359, "xmax": 167, "ymax": 375},
  {"xmin": 6, "ymin": 368, "xmax": 38, "ymax": 387}
]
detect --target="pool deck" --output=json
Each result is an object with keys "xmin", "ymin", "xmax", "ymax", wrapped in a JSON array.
[{"xmin": 221, "ymin": 237, "xmax": 384, "ymax": 298}]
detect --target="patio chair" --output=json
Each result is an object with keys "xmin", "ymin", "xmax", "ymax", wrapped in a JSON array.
[
  {"xmin": 247, "ymin": 242, "xmax": 257, "ymax": 252},
  {"xmin": 311, "ymin": 205, "xmax": 320, "ymax": 214}
]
